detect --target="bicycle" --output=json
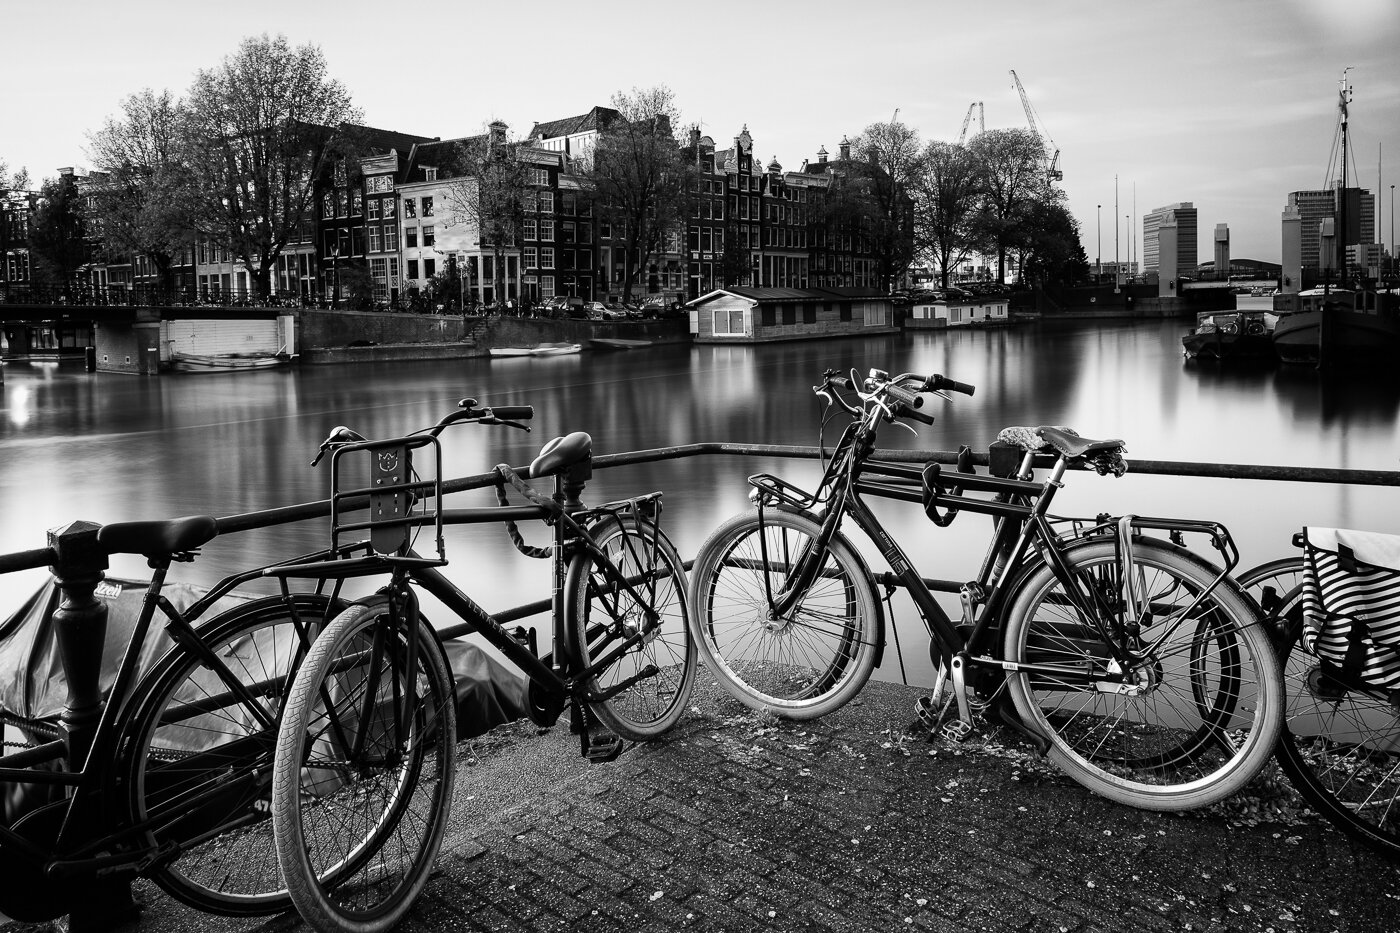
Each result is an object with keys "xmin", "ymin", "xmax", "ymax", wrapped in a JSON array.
[
  {"xmin": 269, "ymin": 398, "xmax": 697, "ymax": 933},
  {"xmin": 1239, "ymin": 544, "xmax": 1400, "ymax": 858},
  {"xmin": 688, "ymin": 367, "xmax": 1283, "ymax": 811},
  {"xmin": 0, "ymin": 522, "xmax": 351, "ymax": 924}
]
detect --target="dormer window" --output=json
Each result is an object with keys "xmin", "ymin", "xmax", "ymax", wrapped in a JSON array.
[{"xmin": 424, "ymin": 167, "xmax": 437, "ymax": 181}]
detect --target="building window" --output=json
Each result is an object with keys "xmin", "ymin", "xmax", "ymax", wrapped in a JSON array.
[
  {"xmin": 369, "ymin": 227, "xmax": 382, "ymax": 252},
  {"xmin": 524, "ymin": 219, "xmax": 537, "ymax": 240},
  {"xmin": 368, "ymin": 199, "xmax": 381, "ymax": 220},
  {"xmin": 803, "ymin": 303, "xmax": 816, "ymax": 324},
  {"xmin": 540, "ymin": 274, "xmax": 555, "ymax": 298},
  {"xmin": 538, "ymin": 191, "xmax": 554, "ymax": 214},
  {"xmin": 541, "ymin": 247, "xmax": 555, "ymax": 269},
  {"xmin": 421, "ymin": 197, "xmax": 434, "ymax": 217},
  {"xmin": 422, "ymin": 226, "xmax": 435, "ymax": 247},
  {"xmin": 424, "ymin": 167, "xmax": 437, "ymax": 181},
  {"xmin": 403, "ymin": 199, "xmax": 416, "ymax": 219},
  {"xmin": 384, "ymin": 198, "xmax": 396, "ymax": 219},
  {"xmin": 370, "ymin": 257, "xmax": 387, "ymax": 286},
  {"xmin": 524, "ymin": 246, "xmax": 537, "ymax": 268},
  {"xmin": 539, "ymin": 219, "xmax": 554, "ymax": 241},
  {"xmin": 408, "ymin": 259, "xmax": 419, "ymax": 279},
  {"xmin": 424, "ymin": 258, "xmax": 436, "ymax": 278},
  {"xmin": 761, "ymin": 307, "xmax": 776, "ymax": 326},
  {"xmin": 863, "ymin": 304, "xmax": 888, "ymax": 326},
  {"xmin": 782, "ymin": 305, "xmax": 796, "ymax": 325},
  {"xmin": 350, "ymin": 189, "xmax": 362, "ymax": 215},
  {"xmin": 561, "ymin": 221, "xmax": 576, "ymax": 244},
  {"xmin": 406, "ymin": 226, "xmax": 418, "ymax": 248},
  {"xmin": 385, "ymin": 226, "xmax": 398, "ymax": 251},
  {"xmin": 579, "ymin": 223, "xmax": 592, "ymax": 244},
  {"xmin": 322, "ymin": 193, "xmax": 334, "ymax": 219},
  {"xmin": 712, "ymin": 306, "xmax": 746, "ymax": 336},
  {"xmin": 562, "ymin": 192, "xmax": 576, "ymax": 215},
  {"xmin": 528, "ymin": 168, "xmax": 549, "ymax": 186}
]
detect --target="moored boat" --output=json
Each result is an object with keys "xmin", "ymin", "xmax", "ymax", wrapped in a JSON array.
[
  {"xmin": 589, "ymin": 337, "xmax": 653, "ymax": 351},
  {"xmin": 1272, "ymin": 288, "xmax": 1400, "ymax": 365},
  {"xmin": 489, "ymin": 342, "xmax": 582, "ymax": 358},
  {"xmin": 1182, "ymin": 311, "xmax": 1276, "ymax": 362},
  {"xmin": 170, "ymin": 352, "xmax": 291, "ymax": 373}
]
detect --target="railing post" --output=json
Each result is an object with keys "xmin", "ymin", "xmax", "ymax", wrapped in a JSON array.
[{"xmin": 46, "ymin": 520, "xmax": 138, "ymax": 931}]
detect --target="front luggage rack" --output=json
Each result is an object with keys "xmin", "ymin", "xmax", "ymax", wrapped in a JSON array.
[{"xmin": 328, "ymin": 434, "xmax": 446, "ymax": 565}]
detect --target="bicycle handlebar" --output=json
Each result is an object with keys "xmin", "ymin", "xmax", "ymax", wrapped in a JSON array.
[
  {"xmin": 310, "ymin": 398, "xmax": 535, "ymax": 465},
  {"xmin": 813, "ymin": 368, "xmax": 975, "ymax": 429},
  {"xmin": 924, "ymin": 374, "xmax": 975, "ymax": 397}
]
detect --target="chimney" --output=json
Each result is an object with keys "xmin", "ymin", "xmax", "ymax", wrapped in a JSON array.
[
  {"xmin": 488, "ymin": 120, "xmax": 508, "ymax": 151},
  {"xmin": 838, "ymin": 136, "xmax": 851, "ymax": 161},
  {"xmin": 817, "ymin": 145, "xmax": 828, "ymax": 163},
  {"xmin": 767, "ymin": 156, "xmax": 782, "ymax": 177}
]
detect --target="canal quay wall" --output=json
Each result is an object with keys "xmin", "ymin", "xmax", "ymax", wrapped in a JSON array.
[{"xmin": 296, "ymin": 309, "xmax": 690, "ymax": 364}]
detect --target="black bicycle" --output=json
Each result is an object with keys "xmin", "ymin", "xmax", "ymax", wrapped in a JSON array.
[
  {"xmin": 1240, "ymin": 547, "xmax": 1400, "ymax": 859},
  {"xmin": 688, "ymin": 367, "xmax": 1282, "ymax": 811},
  {"xmin": 0, "ymin": 526, "xmax": 351, "ymax": 924},
  {"xmin": 268, "ymin": 398, "xmax": 697, "ymax": 933}
]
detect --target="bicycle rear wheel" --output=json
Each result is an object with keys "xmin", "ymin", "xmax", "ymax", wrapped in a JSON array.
[
  {"xmin": 567, "ymin": 514, "xmax": 696, "ymax": 740},
  {"xmin": 272, "ymin": 595, "xmax": 456, "ymax": 933},
  {"xmin": 1254, "ymin": 562, "xmax": 1400, "ymax": 858},
  {"xmin": 1004, "ymin": 537, "xmax": 1282, "ymax": 811},
  {"xmin": 121, "ymin": 594, "xmax": 338, "ymax": 916},
  {"xmin": 688, "ymin": 508, "xmax": 880, "ymax": 719}
]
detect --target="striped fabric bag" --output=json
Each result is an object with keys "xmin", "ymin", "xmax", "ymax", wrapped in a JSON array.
[{"xmin": 1301, "ymin": 527, "xmax": 1400, "ymax": 689}]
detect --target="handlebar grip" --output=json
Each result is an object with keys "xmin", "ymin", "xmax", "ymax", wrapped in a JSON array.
[
  {"xmin": 884, "ymin": 383, "xmax": 934, "ymax": 425},
  {"xmin": 489, "ymin": 405, "xmax": 534, "ymax": 421},
  {"xmin": 925, "ymin": 374, "xmax": 975, "ymax": 396}
]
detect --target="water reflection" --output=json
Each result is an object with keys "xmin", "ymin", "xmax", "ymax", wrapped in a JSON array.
[{"xmin": 3, "ymin": 320, "xmax": 1398, "ymax": 688}]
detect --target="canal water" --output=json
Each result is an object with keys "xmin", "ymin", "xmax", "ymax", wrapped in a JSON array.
[{"xmin": 3, "ymin": 308, "xmax": 1397, "ymax": 690}]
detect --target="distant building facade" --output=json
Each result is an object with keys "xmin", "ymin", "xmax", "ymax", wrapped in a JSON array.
[{"xmin": 1143, "ymin": 202, "xmax": 1197, "ymax": 277}]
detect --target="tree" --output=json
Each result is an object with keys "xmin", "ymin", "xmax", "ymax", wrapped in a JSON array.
[
  {"xmin": 85, "ymin": 88, "xmax": 196, "ymax": 289},
  {"xmin": 910, "ymin": 140, "xmax": 982, "ymax": 289},
  {"xmin": 180, "ymin": 34, "xmax": 360, "ymax": 298},
  {"xmin": 0, "ymin": 160, "xmax": 30, "ymax": 193},
  {"xmin": 582, "ymin": 86, "xmax": 697, "ymax": 303},
  {"xmin": 967, "ymin": 128, "xmax": 1050, "ymax": 283},
  {"xmin": 1017, "ymin": 195, "xmax": 1091, "ymax": 286},
  {"xmin": 850, "ymin": 119, "xmax": 922, "ymax": 290},
  {"xmin": 440, "ymin": 122, "xmax": 531, "ymax": 310},
  {"xmin": 28, "ymin": 174, "xmax": 88, "ymax": 286}
]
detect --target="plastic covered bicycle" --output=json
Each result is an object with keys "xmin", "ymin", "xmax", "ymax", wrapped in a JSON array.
[
  {"xmin": 269, "ymin": 399, "xmax": 696, "ymax": 933},
  {"xmin": 688, "ymin": 367, "xmax": 1282, "ymax": 811}
]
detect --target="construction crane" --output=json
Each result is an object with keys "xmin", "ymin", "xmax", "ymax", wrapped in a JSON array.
[
  {"xmin": 1009, "ymin": 69, "xmax": 1062, "ymax": 182},
  {"xmin": 957, "ymin": 101, "xmax": 984, "ymax": 146}
]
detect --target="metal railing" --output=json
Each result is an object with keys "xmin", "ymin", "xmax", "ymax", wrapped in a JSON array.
[{"xmin": 5, "ymin": 442, "xmax": 1397, "ymax": 578}]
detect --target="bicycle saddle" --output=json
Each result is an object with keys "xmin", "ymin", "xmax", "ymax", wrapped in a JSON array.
[
  {"xmin": 529, "ymin": 431, "xmax": 593, "ymax": 478},
  {"xmin": 97, "ymin": 515, "xmax": 219, "ymax": 555},
  {"xmin": 1035, "ymin": 426, "xmax": 1124, "ymax": 458}
]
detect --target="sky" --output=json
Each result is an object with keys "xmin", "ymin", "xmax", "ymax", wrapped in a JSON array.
[{"xmin": 3, "ymin": 0, "xmax": 1399, "ymax": 268}]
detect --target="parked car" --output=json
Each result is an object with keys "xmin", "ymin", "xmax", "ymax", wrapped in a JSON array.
[
  {"xmin": 639, "ymin": 295, "xmax": 684, "ymax": 319},
  {"xmin": 582, "ymin": 301, "xmax": 624, "ymax": 320}
]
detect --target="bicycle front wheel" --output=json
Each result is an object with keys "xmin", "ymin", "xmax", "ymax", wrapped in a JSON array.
[
  {"xmin": 121, "ymin": 593, "xmax": 339, "ymax": 916},
  {"xmin": 271, "ymin": 595, "xmax": 456, "ymax": 933},
  {"xmin": 688, "ymin": 508, "xmax": 880, "ymax": 719},
  {"xmin": 1004, "ymin": 538, "xmax": 1282, "ymax": 811},
  {"xmin": 568, "ymin": 514, "xmax": 696, "ymax": 740}
]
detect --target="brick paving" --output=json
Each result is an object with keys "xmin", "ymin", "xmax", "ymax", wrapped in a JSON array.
[{"xmin": 8, "ymin": 679, "xmax": 1400, "ymax": 933}]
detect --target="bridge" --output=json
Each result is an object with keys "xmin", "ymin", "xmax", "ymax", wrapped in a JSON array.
[{"xmin": 0, "ymin": 282, "xmax": 298, "ymax": 374}]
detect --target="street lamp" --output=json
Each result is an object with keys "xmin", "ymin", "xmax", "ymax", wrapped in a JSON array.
[
  {"xmin": 1096, "ymin": 204, "xmax": 1101, "ymax": 284},
  {"xmin": 1391, "ymin": 184, "xmax": 1395, "ymax": 278}
]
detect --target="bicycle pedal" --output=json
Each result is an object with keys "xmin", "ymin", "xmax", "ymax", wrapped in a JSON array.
[
  {"xmin": 583, "ymin": 732, "xmax": 624, "ymax": 763},
  {"xmin": 913, "ymin": 695, "xmax": 942, "ymax": 730},
  {"xmin": 940, "ymin": 718, "xmax": 974, "ymax": 743}
]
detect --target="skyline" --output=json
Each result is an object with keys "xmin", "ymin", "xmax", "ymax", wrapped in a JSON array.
[{"xmin": 4, "ymin": 0, "xmax": 1399, "ymax": 269}]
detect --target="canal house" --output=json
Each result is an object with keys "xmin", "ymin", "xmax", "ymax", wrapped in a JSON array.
[
  {"xmin": 907, "ymin": 292, "xmax": 1011, "ymax": 329},
  {"xmin": 687, "ymin": 286, "xmax": 896, "ymax": 343}
]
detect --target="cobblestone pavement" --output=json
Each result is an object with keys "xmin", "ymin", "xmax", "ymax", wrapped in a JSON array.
[{"xmin": 8, "ymin": 679, "xmax": 1400, "ymax": 933}]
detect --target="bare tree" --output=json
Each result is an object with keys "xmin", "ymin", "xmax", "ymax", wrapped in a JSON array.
[
  {"xmin": 85, "ymin": 88, "xmax": 195, "ymax": 288},
  {"xmin": 910, "ymin": 140, "xmax": 982, "ymax": 288},
  {"xmin": 180, "ymin": 34, "xmax": 360, "ymax": 298},
  {"xmin": 582, "ymin": 86, "xmax": 697, "ymax": 303},
  {"xmin": 851, "ymin": 118, "xmax": 923, "ymax": 290},
  {"xmin": 967, "ymin": 128, "xmax": 1049, "ymax": 283},
  {"xmin": 439, "ymin": 123, "xmax": 533, "ymax": 309}
]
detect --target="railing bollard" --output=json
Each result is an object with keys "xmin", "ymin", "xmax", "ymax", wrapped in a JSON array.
[{"xmin": 47, "ymin": 520, "xmax": 138, "ymax": 931}]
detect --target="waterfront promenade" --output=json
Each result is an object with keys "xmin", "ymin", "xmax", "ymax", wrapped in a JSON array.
[{"xmin": 9, "ymin": 679, "xmax": 1396, "ymax": 933}]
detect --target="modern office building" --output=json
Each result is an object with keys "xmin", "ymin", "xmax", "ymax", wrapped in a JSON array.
[
  {"xmin": 1285, "ymin": 184, "xmax": 1376, "ymax": 272},
  {"xmin": 1142, "ymin": 203, "xmax": 1197, "ymax": 277}
]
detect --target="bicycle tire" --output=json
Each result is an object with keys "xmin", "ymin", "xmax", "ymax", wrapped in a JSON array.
[
  {"xmin": 1237, "ymin": 557, "xmax": 1306, "ymax": 622},
  {"xmin": 121, "ymin": 593, "xmax": 339, "ymax": 916},
  {"xmin": 1003, "ymin": 537, "xmax": 1282, "ymax": 811},
  {"xmin": 1251, "ymin": 560, "xmax": 1400, "ymax": 858},
  {"xmin": 688, "ymin": 508, "xmax": 880, "ymax": 719},
  {"xmin": 271, "ymin": 596, "xmax": 456, "ymax": 933},
  {"xmin": 567, "ymin": 514, "xmax": 697, "ymax": 740}
]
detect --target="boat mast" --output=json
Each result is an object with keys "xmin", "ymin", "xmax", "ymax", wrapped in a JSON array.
[{"xmin": 1337, "ymin": 69, "xmax": 1352, "ymax": 287}]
